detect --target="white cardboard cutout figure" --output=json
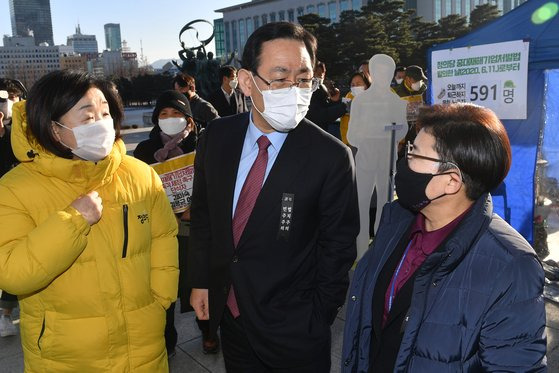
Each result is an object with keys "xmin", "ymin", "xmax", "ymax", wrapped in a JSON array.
[{"xmin": 347, "ymin": 54, "xmax": 407, "ymax": 259}]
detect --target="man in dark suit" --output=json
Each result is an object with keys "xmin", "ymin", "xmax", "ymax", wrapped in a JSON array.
[
  {"xmin": 208, "ymin": 65, "xmax": 249, "ymax": 117},
  {"xmin": 187, "ymin": 22, "xmax": 359, "ymax": 372}
]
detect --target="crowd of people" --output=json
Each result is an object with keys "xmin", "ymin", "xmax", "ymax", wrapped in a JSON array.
[{"xmin": 0, "ymin": 21, "xmax": 548, "ymax": 373}]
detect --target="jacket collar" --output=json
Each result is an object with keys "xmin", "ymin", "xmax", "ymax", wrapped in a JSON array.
[{"xmin": 11, "ymin": 101, "xmax": 124, "ymax": 191}]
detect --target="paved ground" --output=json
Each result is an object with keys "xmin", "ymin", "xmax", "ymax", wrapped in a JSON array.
[{"xmin": 1, "ymin": 296, "xmax": 558, "ymax": 372}]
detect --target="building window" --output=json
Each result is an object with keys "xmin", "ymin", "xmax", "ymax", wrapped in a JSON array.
[
  {"xmin": 224, "ymin": 21, "xmax": 231, "ymax": 54},
  {"xmin": 318, "ymin": 3, "xmax": 327, "ymax": 18},
  {"xmin": 307, "ymin": 5, "xmax": 316, "ymax": 14},
  {"xmin": 231, "ymin": 20, "xmax": 238, "ymax": 52},
  {"xmin": 297, "ymin": 7, "xmax": 305, "ymax": 17},
  {"xmin": 352, "ymin": 0, "xmax": 362, "ymax": 11},
  {"xmin": 435, "ymin": 0, "xmax": 441, "ymax": 21},
  {"xmin": 329, "ymin": 2, "xmax": 337, "ymax": 22},
  {"xmin": 456, "ymin": 0, "xmax": 462, "ymax": 14},
  {"xmin": 288, "ymin": 9, "xmax": 295, "ymax": 22},
  {"xmin": 262, "ymin": 14, "xmax": 268, "ymax": 24},
  {"xmin": 246, "ymin": 18, "xmax": 254, "ymax": 39},
  {"xmin": 340, "ymin": 0, "xmax": 349, "ymax": 12},
  {"xmin": 239, "ymin": 19, "xmax": 245, "ymax": 49},
  {"xmin": 270, "ymin": 12, "xmax": 276, "ymax": 22},
  {"xmin": 465, "ymin": 0, "xmax": 470, "ymax": 16},
  {"xmin": 254, "ymin": 16, "xmax": 260, "ymax": 29},
  {"xmin": 445, "ymin": 0, "xmax": 452, "ymax": 16},
  {"xmin": 279, "ymin": 10, "xmax": 285, "ymax": 21}
]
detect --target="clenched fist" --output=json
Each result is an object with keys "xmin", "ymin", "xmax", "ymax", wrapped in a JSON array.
[{"xmin": 71, "ymin": 191, "xmax": 103, "ymax": 225}]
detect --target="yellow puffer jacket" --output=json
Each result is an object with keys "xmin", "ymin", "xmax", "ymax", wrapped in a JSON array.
[{"xmin": 0, "ymin": 102, "xmax": 179, "ymax": 372}]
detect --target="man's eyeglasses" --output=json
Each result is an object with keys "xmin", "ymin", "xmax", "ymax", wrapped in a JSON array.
[
  {"xmin": 405, "ymin": 141, "xmax": 463, "ymax": 181},
  {"xmin": 253, "ymin": 71, "xmax": 320, "ymax": 94}
]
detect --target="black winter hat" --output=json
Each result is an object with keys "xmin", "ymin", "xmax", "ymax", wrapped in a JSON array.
[
  {"xmin": 152, "ymin": 90, "xmax": 192, "ymax": 125},
  {"xmin": 405, "ymin": 65, "xmax": 427, "ymax": 82}
]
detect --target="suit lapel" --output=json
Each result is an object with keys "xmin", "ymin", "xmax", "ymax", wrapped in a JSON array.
[{"xmin": 235, "ymin": 121, "xmax": 311, "ymax": 249}]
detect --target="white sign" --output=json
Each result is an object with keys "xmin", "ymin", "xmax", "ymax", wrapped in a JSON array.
[{"xmin": 431, "ymin": 40, "xmax": 529, "ymax": 119}]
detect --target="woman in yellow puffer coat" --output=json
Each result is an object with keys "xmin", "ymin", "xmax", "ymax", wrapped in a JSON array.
[{"xmin": 0, "ymin": 71, "xmax": 179, "ymax": 372}]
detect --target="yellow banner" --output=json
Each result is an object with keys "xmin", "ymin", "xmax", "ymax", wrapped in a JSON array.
[{"xmin": 151, "ymin": 151, "xmax": 196, "ymax": 213}]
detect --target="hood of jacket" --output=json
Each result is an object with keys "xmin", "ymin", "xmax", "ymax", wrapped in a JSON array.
[{"xmin": 11, "ymin": 100, "xmax": 124, "ymax": 191}]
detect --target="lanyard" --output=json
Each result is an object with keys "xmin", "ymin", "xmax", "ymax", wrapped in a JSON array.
[{"xmin": 388, "ymin": 241, "xmax": 412, "ymax": 312}]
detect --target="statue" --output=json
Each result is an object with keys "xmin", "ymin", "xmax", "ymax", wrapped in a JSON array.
[{"xmin": 172, "ymin": 19, "xmax": 222, "ymax": 99}]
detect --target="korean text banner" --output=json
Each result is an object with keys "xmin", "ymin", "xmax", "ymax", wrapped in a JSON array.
[
  {"xmin": 431, "ymin": 40, "xmax": 529, "ymax": 119},
  {"xmin": 151, "ymin": 152, "xmax": 195, "ymax": 213}
]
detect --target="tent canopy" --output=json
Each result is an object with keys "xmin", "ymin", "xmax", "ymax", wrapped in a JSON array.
[{"xmin": 427, "ymin": 0, "xmax": 559, "ymax": 242}]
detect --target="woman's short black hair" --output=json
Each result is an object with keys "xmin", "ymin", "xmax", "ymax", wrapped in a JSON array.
[
  {"xmin": 241, "ymin": 22, "xmax": 317, "ymax": 73},
  {"xmin": 26, "ymin": 70, "xmax": 123, "ymax": 159},
  {"xmin": 417, "ymin": 103, "xmax": 512, "ymax": 200},
  {"xmin": 348, "ymin": 72, "xmax": 371, "ymax": 89}
]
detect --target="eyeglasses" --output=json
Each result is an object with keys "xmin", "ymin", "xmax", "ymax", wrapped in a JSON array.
[
  {"xmin": 253, "ymin": 71, "xmax": 320, "ymax": 93},
  {"xmin": 405, "ymin": 141, "xmax": 463, "ymax": 181}
]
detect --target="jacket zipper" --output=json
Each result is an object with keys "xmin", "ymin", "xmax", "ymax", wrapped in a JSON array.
[
  {"xmin": 122, "ymin": 204, "xmax": 129, "ymax": 258},
  {"xmin": 37, "ymin": 317, "xmax": 45, "ymax": 351}
]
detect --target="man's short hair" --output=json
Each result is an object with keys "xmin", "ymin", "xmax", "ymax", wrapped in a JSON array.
[
  {"xmin": 241, "ymin": 22, "xmax": 317, "ymax": 72},
  {"xmin": 173, "ymin": 73, "xmax": 195, "ymax": 89},
  {"xmin": 417, "ymin": 103, "xmax": 511, "ymax": 200},
  {"xmin": 0, "ymin": 78, "xmax": 24, "ymax": 98},
  {"xmin": 395, "ymin": 66, "xmax": 406, "ymax": 73},
  {"xmin": 219, "ymin": 65, "xmax": 236, "ymax": 83}
]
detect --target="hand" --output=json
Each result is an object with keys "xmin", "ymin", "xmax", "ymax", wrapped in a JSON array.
[
  {"xmin": 331, "ymin": 88, "xmax": 341, "ymax": 102},
  {"xmin": 71, "ymin": 191, "xmax": 103, "ymax": 225},
  {"xmin": 191, "ymin": 288, "xmax": 209, "ymax": 320}
]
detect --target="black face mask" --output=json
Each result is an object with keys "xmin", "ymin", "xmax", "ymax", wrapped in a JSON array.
[{"xmin": 395, "ymin": 158, "xmax": 454, "ymax": 212}]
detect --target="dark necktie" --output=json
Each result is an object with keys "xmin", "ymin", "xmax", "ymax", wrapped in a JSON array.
[
  {"xmin": 229, "ymin": 92, "xmax": 237, "ymax": 114},
  {"xmin": 227, "ymin": 135, "xmax": 271, "ymax": 317}
]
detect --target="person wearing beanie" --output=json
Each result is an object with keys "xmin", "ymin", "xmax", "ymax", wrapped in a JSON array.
[{"xmin": 134, "ymin": 90, "xmax": 220, "ymax": 356}]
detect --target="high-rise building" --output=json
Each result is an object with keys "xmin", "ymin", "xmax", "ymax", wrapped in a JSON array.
[
  {"xmin": 9, "ymin": 0, "xmax": 54, "ymax": 46},
  {"xmin": 0, "ymin": 44, "xmax": 60, "ymax": 87},
  {"xmin": 104, "ymin": 23, "xmax": 122, "ymax": 51},
  {"xmin": 66, "ymin": 25, "xmax": 99, "ymax": 60}
]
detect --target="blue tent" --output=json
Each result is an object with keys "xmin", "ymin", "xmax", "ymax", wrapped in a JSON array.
[{"xmin": 427, "ymin": 0, "xmax": 559, "ymax": 243}]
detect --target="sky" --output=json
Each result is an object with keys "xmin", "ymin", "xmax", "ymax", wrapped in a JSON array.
[{"xmin": 0, "ymin": 0, "xmax": 235, "ymax": 65}]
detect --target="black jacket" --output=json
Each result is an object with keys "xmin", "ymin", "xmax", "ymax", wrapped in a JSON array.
[
  {"xmin": 133, "ymin": 126, "xmax": 197, "ymax": 165},
  {"xmin": 0, "ymin": 125, "xmax": 18, "ymax": 177},
  {"xmin": 187, "ymin": 112, "xmax": 359, "ymax": 368},
  {"xmin": 189, "ymin": 94, "xmax": 219, "ymax": 130},
  {"xmin": 207, "ymin": 88, "xmax": 248, "ymax": 117},
  {"xmin": 306, "ymin": 84, "xmax": 347, "ymax": 131}
]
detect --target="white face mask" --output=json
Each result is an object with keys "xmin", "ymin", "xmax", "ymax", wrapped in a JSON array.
[
  {"xmin": 229, "ymin": 79, "xmax": 238, "ymax": 90},
  {"xmin": 395, "ymin": 78, "xmax": 404, "ymax": 85},
  {"xmin": 56, "ymin": 118, "xmax": 115, "ymax": 162},
  {"xmin": 411, "ymin": 81, "xmax": 422, "ymax": 91},
  {"xmin": 159, "ymin": 117, "xmax": 187, "ymax": 136},
  {"xmin": 250, "ymin": 73, "xmax": 312, "ymax": 132},
  {"xmin": 351, "ymin": 86, "xmax": 365, "ymax": 96}
]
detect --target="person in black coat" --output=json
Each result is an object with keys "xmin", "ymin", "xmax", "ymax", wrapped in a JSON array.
[
  {"xmin": 172, "ymin": 73, "xmax": 219, "ymax": 130},
  {"xmin": 134, "ymin": 90, "xmax": 220, "ymax": 355},
  {"xmin": 208, "ymin": 65, "xmax": 249, "ymax": 118},
  {"xmin": 305, "ymin": 61, "xmax": 347, "ymax": 136}
]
